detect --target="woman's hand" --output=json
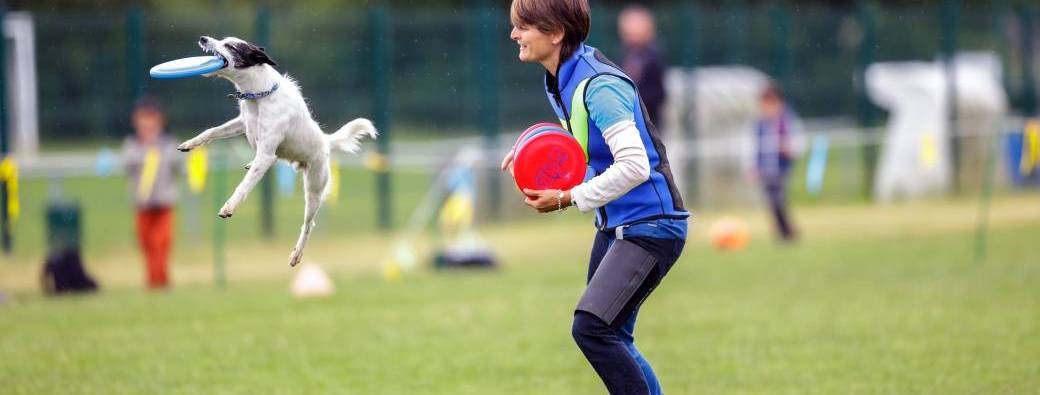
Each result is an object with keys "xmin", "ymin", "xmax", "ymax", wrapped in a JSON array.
[
  {"xmin": 500, "ymin": 149, "xmax": 515, "ymax": 176},
  {"xmin": 523, "ymin": 189, "xmax": 573, "ymax": 213}
]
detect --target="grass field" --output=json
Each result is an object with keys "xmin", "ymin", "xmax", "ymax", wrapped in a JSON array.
[{"xmin": 1, "ymin": 189, "xmax": 1039, "ymax": 393}]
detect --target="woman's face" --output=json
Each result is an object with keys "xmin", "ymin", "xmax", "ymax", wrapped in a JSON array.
[{"xmin": 509, "ymin": 23, "xmax": 561, "ymax": 64}]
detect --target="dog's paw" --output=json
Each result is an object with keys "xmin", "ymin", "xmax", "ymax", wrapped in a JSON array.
[
  {"xmin": 217, "ymin": 204, "xmax": 235, "ymax": 219},
  {"xmin": 288, "ymin": 249, "xmax": 302, "ymax": 267},
  {"xmin": 177, "ymin": 141, "xmax": 195, "ymax": 152}
]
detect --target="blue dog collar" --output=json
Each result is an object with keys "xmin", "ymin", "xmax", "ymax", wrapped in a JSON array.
[{"xmin": 229, "ymin": 82, "xmax": 279, "ymax": 101}]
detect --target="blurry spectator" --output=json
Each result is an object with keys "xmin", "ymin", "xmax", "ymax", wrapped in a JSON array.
[
  {"xmin": 755, "ymin": 84, "xmax": 799, "ymax": 242},
  {"xmin": 123, "ymin": 96, "xmax": 182, "ymax": 289},
  {"xmin": 618, "ymin": 4, "xmax": 667, "ymax": 128}
]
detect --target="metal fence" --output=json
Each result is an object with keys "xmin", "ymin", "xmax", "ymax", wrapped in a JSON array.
[
  {"xmin": 4, "ymin": 2, "xmax": 1040, "ymax": 258},
  {"xmin": 29, "ymin": 3, "xmax": 1040, "ymax": 145}
]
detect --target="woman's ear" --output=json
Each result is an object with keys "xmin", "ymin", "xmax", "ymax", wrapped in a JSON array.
[{"xmin": 550, "ymin": 30, "xmax": 565, "ymax": 46}]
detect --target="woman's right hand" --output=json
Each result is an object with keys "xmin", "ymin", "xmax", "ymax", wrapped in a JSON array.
[{"xmin": 500, "ymin": 149, "xmax": 515, "ymax": 176}]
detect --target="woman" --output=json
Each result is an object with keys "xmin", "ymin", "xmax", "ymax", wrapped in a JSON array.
[{"xmin": 501, "ymin": 1, "xmax": 689, "ymax": 394}]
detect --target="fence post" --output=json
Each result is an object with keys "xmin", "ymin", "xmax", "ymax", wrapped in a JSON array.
[
  {"xmin": 942, "ymin": 0, "xmax": 961, "ymax": 194},
  {"xmin": 370, "ymin": 6, "xmax": 392, "ymax": 230},
  {"xmin": 770, "ymin": 3, "xmax": 792, "ymax": 90},
  {"xmin": 679, "ymin": 4, "xmax": 700, "ymax": 206},
  {"xmin": 725, "ymin": 0, "xmax": 745, "ymax": 64},
  {"xmin": 476, "ymin": 3, "xmax": 501, "ymax": 219},
  {"xmin": 256, "ymin": 5, "xmax": 275, "ymax": 238},
  {"xmin": 213, "ymin": 142, "xmax": 227, "ymax": 288},
  {"xmin": 125, "ymin": 5, "xmax": 145, "ymax": 103},
  {"xmin": 856, "ymin": 3, "xmax": 878, "ymax": 199},
  {"xmin": 0, "ymin": 3, "xmax": 9, "ymax": 255},
  {"xmin": 1021, "ymin": 6, "xmax": 1037, "ymax": 117},
  {"xmin": 993, "ymin": 1, "xmax": 1011, "ymax": 108}
]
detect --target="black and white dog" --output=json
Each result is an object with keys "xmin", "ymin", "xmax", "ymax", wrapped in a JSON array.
[{"xmin": 178, "ymin": 36, "xmax": 377, "ymax": 267}]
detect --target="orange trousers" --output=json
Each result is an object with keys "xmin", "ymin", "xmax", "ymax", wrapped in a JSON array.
[{"xmin": 136, "ymin": 207, "xmax": 173, "ymax": 289}]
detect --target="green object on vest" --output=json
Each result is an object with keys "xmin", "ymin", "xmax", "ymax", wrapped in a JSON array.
[{"xmin": 561, "ymin": 78, "xmax": 592, "ymax": 163}]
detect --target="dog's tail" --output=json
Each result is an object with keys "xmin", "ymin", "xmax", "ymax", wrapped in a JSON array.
[{"xmin": 326, "ymin": 118, "xmax": 378, "ymax": 154}]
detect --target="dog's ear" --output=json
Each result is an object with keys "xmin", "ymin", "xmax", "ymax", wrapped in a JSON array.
[
  {"xmin": 245, "ymin": 44, "xmax": 278, "ymax": 67},
  {"xmin": 229, "ymin": 42, "xmax": 278, "ymax": 68}
]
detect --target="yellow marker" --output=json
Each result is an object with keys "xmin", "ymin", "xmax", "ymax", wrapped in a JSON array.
[
  {"xmin": 919, "ymin": 133, "xmax": 938, "ymax": 170},
  {"xmin": 137, "ymin": 148, "xmax": 160, "ymax": 201},
  {"xmin": 0, "ymin": 158, "xmax": 19, "ymax": 221},
  {"xmin": 363, "ymin": 152, "xmax": 389, "ymax": 173},
  {"xmin": 438, "ymin": 192, "xmax": 474, "ymax": 233},
  {"xmin": 383, "ymin": 261, "xmax": 402, "ymax": 282},
  {"xmin": 1022, "ymin": 120, "xmax": 1039, "ymax": 175},
  {"xmin": 324, "ymin": 158, "xmax": 340, "ymax": 204},
  {"xmin": 186, "ymin": 147, "xmax": 208, "ymax": 194}
]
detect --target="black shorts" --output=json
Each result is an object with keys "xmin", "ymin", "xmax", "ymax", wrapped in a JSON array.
[{"xmin": 576, "ymin": 232, "xmax": 685, "ymax": 328}]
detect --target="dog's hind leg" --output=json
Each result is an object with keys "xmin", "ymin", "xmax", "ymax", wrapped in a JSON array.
[
  {"xmin": 178, "ymin": 116, "xmax": 244, "ymax": 152},
  {"xmin": 289, "ymin": 162, "xmax": 328, "ymax": 267},
  {"xmin": 219, "ymin": 150, "xmax": 277, "ymax": 218}
]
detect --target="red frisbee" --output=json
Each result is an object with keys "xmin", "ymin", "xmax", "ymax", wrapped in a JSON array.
[
  {"xmin": 511, "ymin": 122, "xmax": 559, "ymax": 155},
  {"xmin": 513, "ymin": 129, "xmax": 587, "ymax": 192}
]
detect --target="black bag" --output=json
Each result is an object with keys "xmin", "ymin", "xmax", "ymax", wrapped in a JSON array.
[
  {"xmin": 433, "ymin": 247, "xmax": 497, "ymax": 269},
  {"xmin": 41, "ymin": 248, "xmax": 98, "ymax": 295}
]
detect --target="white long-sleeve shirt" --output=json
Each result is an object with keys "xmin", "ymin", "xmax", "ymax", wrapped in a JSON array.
[{"xmin": 569, "ymin": 120, "xmax": 651, "ymax": 212}]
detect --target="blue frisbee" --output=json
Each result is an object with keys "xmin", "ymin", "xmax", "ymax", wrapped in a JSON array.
[{"xmin": 149, "ymin": 56, "xmax": 226, "ymax": 79}]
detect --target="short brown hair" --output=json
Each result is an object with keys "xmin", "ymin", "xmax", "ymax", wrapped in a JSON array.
[
  {"xmin": 134, "ymin": 95, "xmax": 164, "ymax": 114},
  {"xmin": 760, "ymin": 82, "xmax": 784, "ymax": 102},
  {"xmin": 511, "ymin": 0, "xmax": 590, "ymax": 63}
]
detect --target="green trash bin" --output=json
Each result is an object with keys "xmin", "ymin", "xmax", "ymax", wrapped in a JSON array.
[{"xmin": 46, "ymin": 202, "xmax": 81, "ymax": 252}]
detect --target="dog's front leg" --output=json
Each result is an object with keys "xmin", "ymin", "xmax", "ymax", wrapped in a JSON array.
[
  {"xmin": 178, "ymin": 116, "xmax": 244, "ymax": 152},
  {"xmin": 218, "ymin": 150, "xmax": 277, "ymax": 218}
]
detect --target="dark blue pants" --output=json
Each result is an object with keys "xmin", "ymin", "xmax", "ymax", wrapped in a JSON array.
[
  {"xmin": 764, "ymin": 180, "xmax": 795, "ymax": 241},
  {"xmin": 572, "ymin": 231, "xmax": 685, "ymax": 395}
]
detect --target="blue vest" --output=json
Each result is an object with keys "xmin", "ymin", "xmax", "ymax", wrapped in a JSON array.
[{"xmin": 544, "ymin": 43, "xmax": 688, "ymax": 230}]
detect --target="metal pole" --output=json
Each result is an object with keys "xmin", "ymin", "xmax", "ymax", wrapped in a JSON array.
[
  {"xmin": 0, "ymin": 3, "xmax": 10, "ymax": 255},
  {"xmin": 256, "ymin": 5, "xmax": 275, "ymax": 239},
  {"xmin": 371, "ymin": 7, "xmax": 392, "ymax": 230},
  {"xmin": 680, "ymin": 4, "xmax": 699, "ymax": 206},
  {"xmin": 1021, "ymin": 6, "xmax": 1037, "ymax": 116},
  {"xmin": 770, "ymin": 3, "xmax": 792, "ymax": 90},
  {"xmin": 213, "ymin": 142, "xmax": 227, "ymax": 288},
  {"xmin": 125, "ymin": 5, "xmax": 145, "ymax": 102},
  {"xmin": 476, "ymin": 3, "xmax": 501, "ymax": 219},
  {"xmin": 942, "ymin": 0, "xmax": 961, "ymax": 194},
  {"xmin": 973, "ymin": 122, "xmax": 1000, "ymax": 265},
  {"xmin": 725, "ymin": 0, "xmax": 745, "ymax": 65},
  {"xmin": 856, "ymin": 3, "xmax": 878, "ymax": 199},
  {"xmin": 993, "ymin": 0, "xmax": 1011, "ymax": 106}
]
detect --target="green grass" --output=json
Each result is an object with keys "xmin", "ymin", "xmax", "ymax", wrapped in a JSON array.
[{"xmin": 1, "ymin": 192, "xmax": 1038, "ymax": 394}]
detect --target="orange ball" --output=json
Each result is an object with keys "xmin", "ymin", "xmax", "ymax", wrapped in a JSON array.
[{"xmin": 709, "ymin": 217, "xmax": 750, "ymax": 251}]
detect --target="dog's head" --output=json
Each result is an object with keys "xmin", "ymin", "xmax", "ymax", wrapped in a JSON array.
[{"xmin": 198, "ymin": 36, "xmax": 277, "ymax": 76}]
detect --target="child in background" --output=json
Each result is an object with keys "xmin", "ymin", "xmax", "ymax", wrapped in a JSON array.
[{"xmin": 123, "ymin": 96, "xmax": 182, "ymax": 289}]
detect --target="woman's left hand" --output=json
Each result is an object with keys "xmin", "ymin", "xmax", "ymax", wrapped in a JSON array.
[{"xmin": 523, "ymin": 189, "xmax": 572, "ymax": 213}]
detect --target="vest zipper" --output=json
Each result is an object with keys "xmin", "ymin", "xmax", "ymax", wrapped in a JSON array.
[{"xmin": 551, "ymin": 88, "xmax": 574, "ymax": 133}]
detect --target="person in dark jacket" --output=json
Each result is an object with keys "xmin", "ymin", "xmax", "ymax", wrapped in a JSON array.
[
  {"xmin": 754, "ymin": 84, "xmax": 799, "ymax": 242},
  {"xmin": 618, "ymin": 4, "xmax": 667, "ymax": 129}
]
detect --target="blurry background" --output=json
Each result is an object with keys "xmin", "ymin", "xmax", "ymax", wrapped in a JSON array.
[{"xmin": 1, "ymin": 1, "xmax": 1038, "ymax": 394}]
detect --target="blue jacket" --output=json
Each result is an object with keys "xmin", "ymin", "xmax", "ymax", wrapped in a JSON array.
[
  {"xmin": 544, "ymin": 43, "xmax": 688, "ymax": 230},
  {"xmin": 755, "ymin": 109, "xmax": 797, "ymax": 182}
]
